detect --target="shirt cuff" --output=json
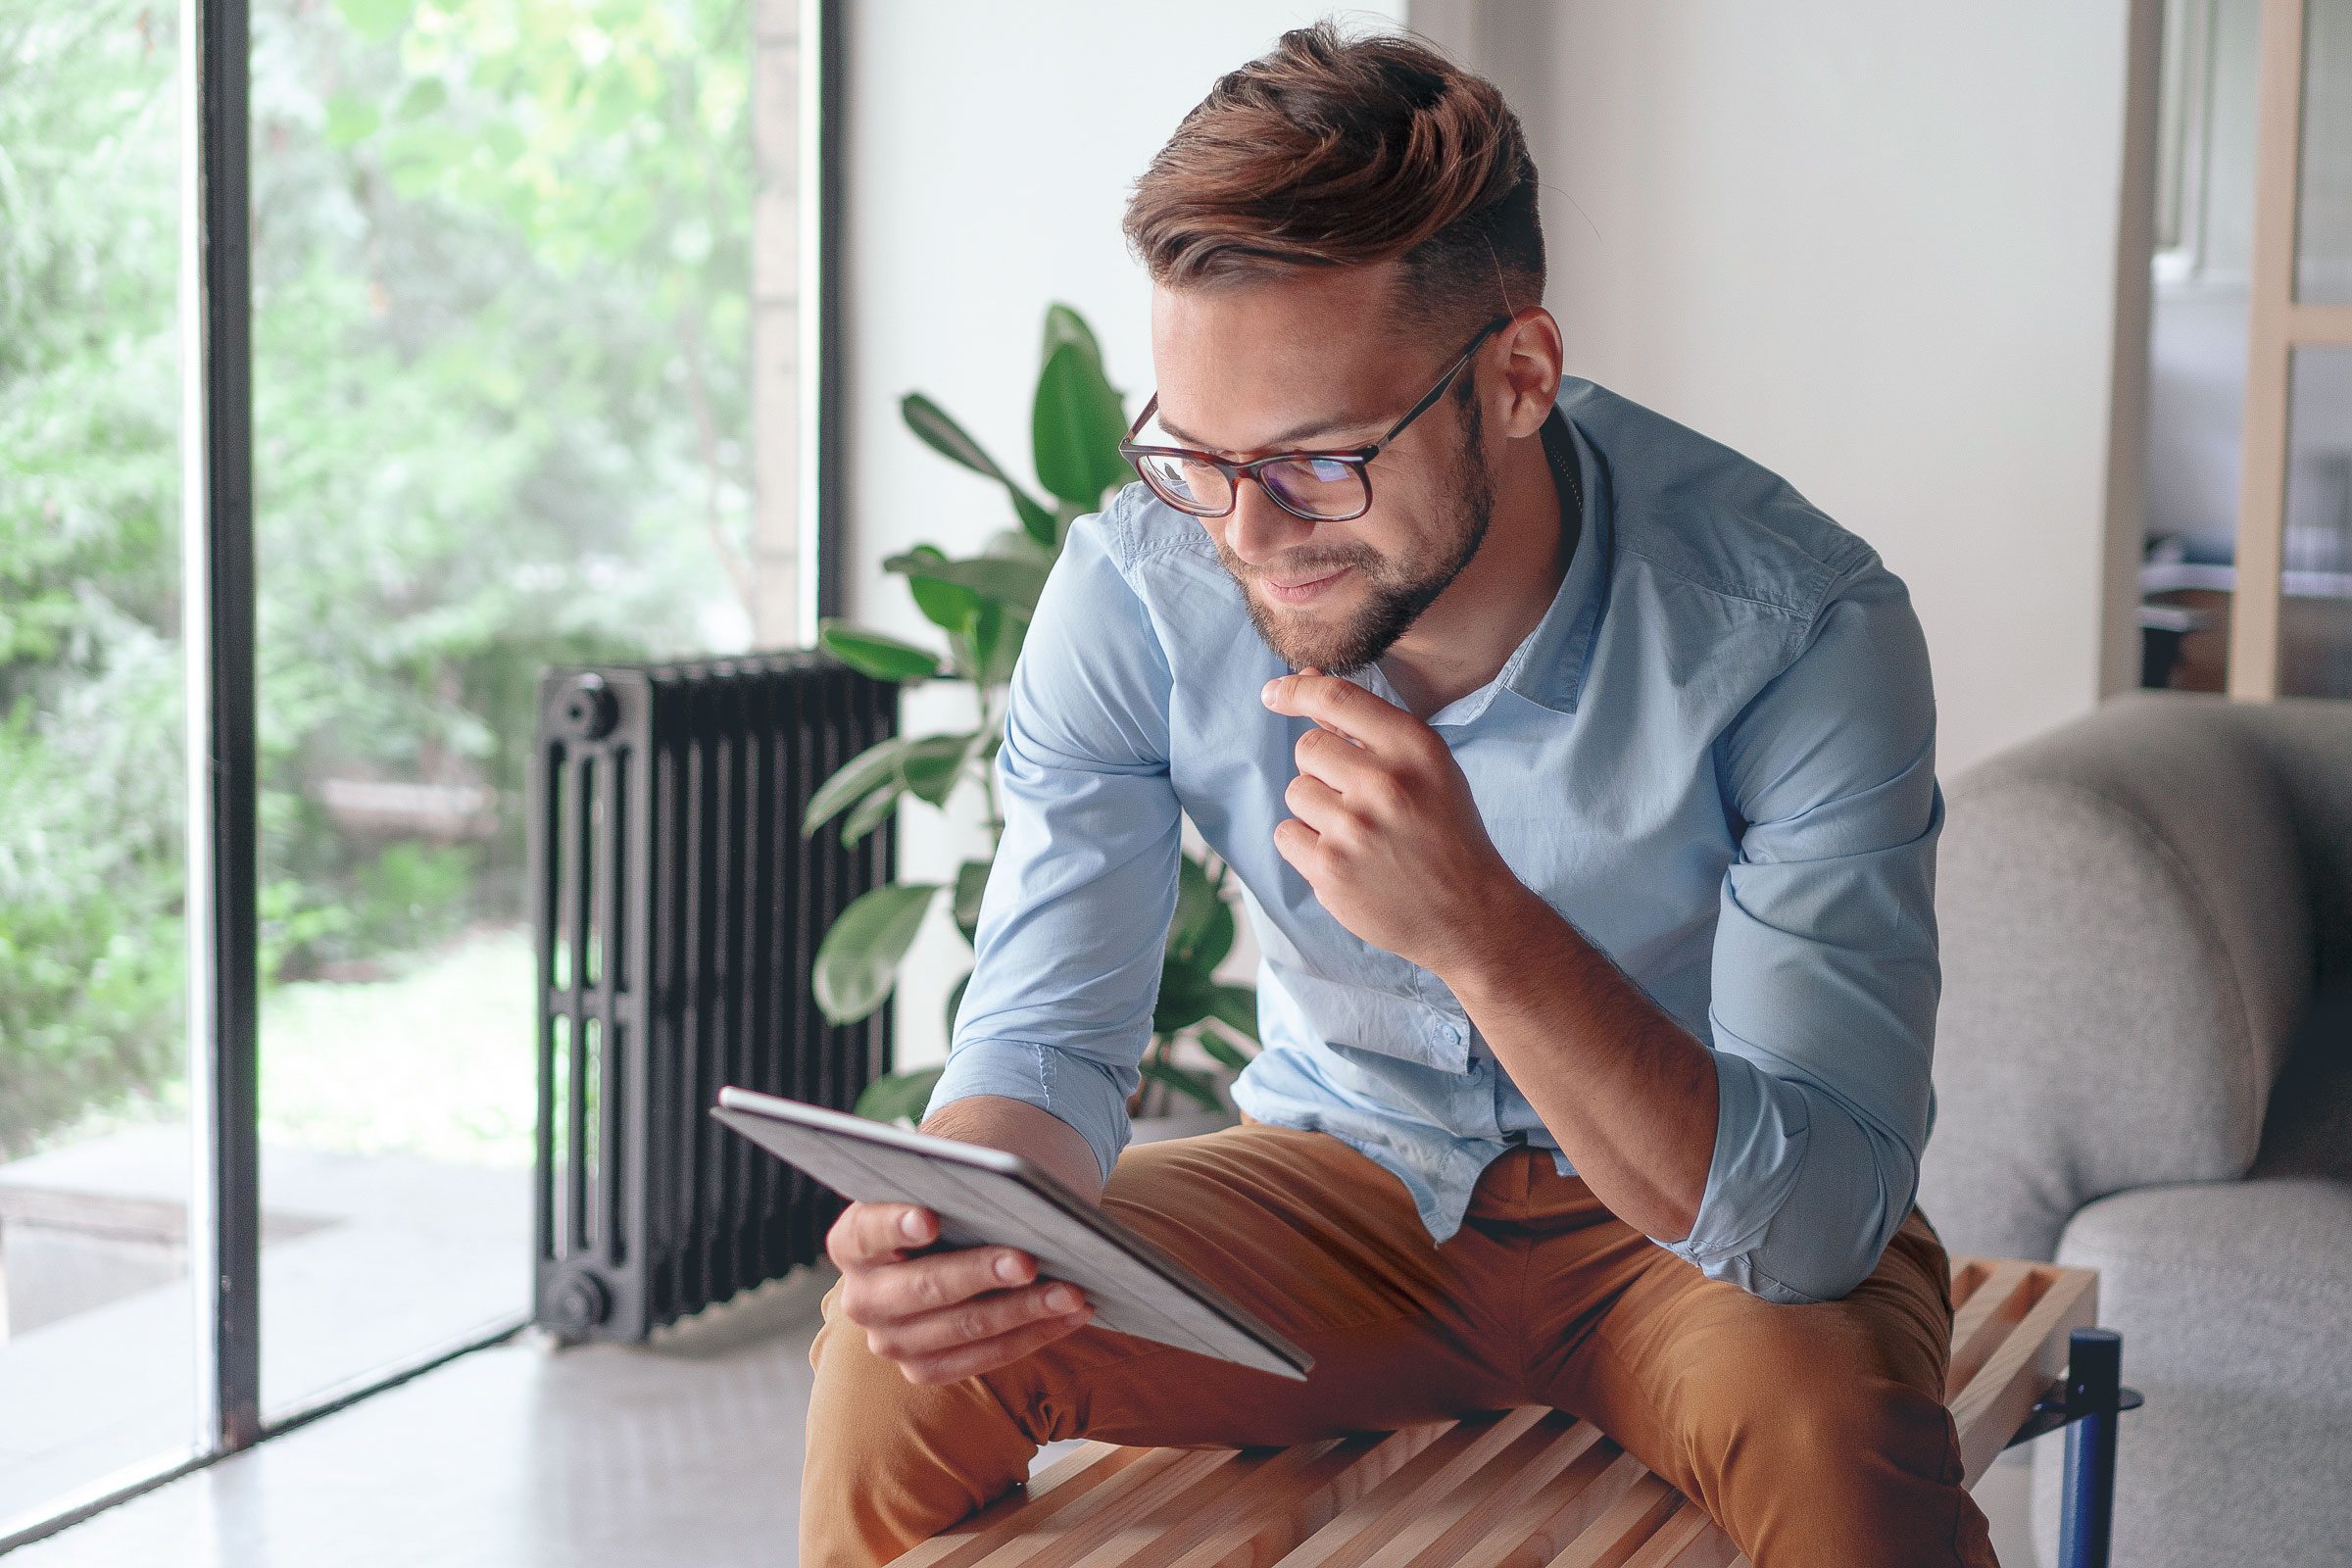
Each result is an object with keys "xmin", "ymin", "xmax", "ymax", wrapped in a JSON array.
[
  {"xmin": 1652, "ymin": 1046, "xmax": 1820, "ymax": 1300},
  {"xmin": 1655, "ymin": 1029, "xmax": 1915, "ymax": 1304},
  {"xmin": 922, "ymin": 1037, "xmax": 1133, "ymax": 1185}
]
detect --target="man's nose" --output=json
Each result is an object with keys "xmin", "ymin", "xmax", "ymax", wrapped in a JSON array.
[{"xmin": 1221, "ymin": 476, "xmax": 1319, "ymax": 567}]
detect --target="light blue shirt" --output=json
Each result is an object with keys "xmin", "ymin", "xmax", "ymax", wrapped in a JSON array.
[{"xmin": 926, "ymin": 375, "xmax": 1944, "ymax": 1305}]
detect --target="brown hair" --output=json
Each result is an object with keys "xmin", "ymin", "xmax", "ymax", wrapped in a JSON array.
[{"xmin": 1123, "ymin": 21, "xmax": 1543, "ymax": 342}]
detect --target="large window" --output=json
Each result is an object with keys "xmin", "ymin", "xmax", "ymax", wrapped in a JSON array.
[{"xmin": 0, "ymin": 0, "xmax": 829, "ymax": 1544}]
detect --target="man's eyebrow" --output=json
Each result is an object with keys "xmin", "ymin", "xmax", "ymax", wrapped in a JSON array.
[{"xmin": 1151, "ymin": 409, "xmax": 1382, "ymax": 453}]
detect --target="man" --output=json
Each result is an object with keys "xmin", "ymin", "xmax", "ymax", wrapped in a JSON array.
[{"xmin": 803, "ymin": 22, "xmax": 1993, "ymax": 1568}]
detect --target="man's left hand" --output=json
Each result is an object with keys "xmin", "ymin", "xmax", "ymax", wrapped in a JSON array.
[{"xmin": 1260, "ymin": 667, "xmax": 1530, "ymax": 979}]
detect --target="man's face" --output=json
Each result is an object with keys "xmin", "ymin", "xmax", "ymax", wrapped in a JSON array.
[{"xmin": 1145, "ymin": 263, "xmax": 1498, "ymax": 677}]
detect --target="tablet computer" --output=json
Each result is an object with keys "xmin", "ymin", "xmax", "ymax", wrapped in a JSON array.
[{"xmin": 710, "ymin": 1086, "xmax": 1312, "ymax": 1381}]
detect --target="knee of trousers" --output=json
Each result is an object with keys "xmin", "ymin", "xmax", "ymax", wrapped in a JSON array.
[{"xmin": 1676, "ymin": 1358, "xmax": 1963, "ymax": 1497}]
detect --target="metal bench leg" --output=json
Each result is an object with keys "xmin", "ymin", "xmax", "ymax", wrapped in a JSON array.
[{"xmin": 2058, "ymin": 1328, "xmax": 2123, "ymax": 1568}]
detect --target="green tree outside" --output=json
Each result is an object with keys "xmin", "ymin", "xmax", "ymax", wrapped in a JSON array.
[{"xmin": 0, "ymin": 0, "xmax": 758, "ymax": 1156}]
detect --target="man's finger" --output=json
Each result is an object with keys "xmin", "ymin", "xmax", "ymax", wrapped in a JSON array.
[
  {"xmin": 1282, "ymin": 771, "xmax": 1348, "ymax": 835},
  {"xmin": 1261, "ymin": 668, "xmax": 1420, "ymax": 754},
  {"xmin": 1271, "ymin": 814, "xmax": 1322, "ymax": 875},
  {"xmin": 1293, "ymin": 724, "xmax": 1384, "ymax": 796},
  {"xmin": 831, "ymin": 1201, "xmax": 935, "ymax": 1267},
  {"xmin": 870, "ymin": 1278, "xmax": 1085, "ymax": 1360},
  {"xmin": 883, "ymin": 1246, "xmax": 1037, "ymax": 1317},
  {"xmin": 898, "ymin": 1303, "xmax": 1097, "ymax": 1387}
]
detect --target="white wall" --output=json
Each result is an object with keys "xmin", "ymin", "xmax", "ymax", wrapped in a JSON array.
[
  {"xmin": 841, "ymin": 2, "xmax": 2155, "ymax": 1069},
  {"xmin": 1434, "ymin": 0, "xmax": 2155, "ymax": 776},
  {"xmin": 840, "ymin": 3, "xmax": 1406, "ymax": 1071}
]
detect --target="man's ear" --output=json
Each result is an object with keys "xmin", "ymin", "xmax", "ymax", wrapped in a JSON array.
[{"xmin": 1494, "ymin": 308, "xmax": 1565, "ymax": 439}]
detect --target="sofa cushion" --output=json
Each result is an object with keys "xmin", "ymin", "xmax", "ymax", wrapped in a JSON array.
[{"xmin": 2030, "ymin": 1178, "xmax": 2352, "ymax": 1568}]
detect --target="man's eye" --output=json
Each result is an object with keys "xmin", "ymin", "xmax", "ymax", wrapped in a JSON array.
[{"xmin": 1302, "ymin": 459, "xmax": 1353, "ymax": 483}]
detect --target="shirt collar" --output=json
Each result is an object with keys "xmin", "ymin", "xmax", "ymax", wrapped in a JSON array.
[{"xmin": 1355, "ymin": 394, "xmax": 1612, "ymax": 727}]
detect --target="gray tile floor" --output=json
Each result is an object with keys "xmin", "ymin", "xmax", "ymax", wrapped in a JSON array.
[{"xmin": 10, "ymin": 1264, "xmax": 2044, "ymax": 1566}]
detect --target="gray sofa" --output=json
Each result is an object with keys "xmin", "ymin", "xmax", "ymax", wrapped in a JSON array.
[{"xmin": 1919, "ymin": 691, "xmax": 2351, "ymax": 1568}]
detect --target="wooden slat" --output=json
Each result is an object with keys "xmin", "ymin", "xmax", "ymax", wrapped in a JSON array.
[
  {"xmin": 1003, "ymin": 1449, "xmax": 1251, "ymax": 1568},
  {"xmin": 1543, "ymin": 1475, "xmax": 1687, "ymax": 1568},
  {"xmin": 1443, "ymin": 1429, "xmax": 1642, "ymax": 1568},
  {"xmin": 1068, "ymin": 1445, "xmax": 1347, "ymax": 1568},
  {"xmin": 1354, "ymin": 1413, "xmax": 1599, "ymax": 1568},
  {"xmin": 1944, "ymin": 1258, "xmax": 2037, "ymax": 1398},
  {"xmin": 1947, "ymin": 1262, "xmax": 2099, "ymax": 1487},
  {"xmin": 1161, "ymin": 1427, "xmax": 1445, "ymax": 1568},
  {"xmin": 908, "ymin": 1257, "xmax": 2100, "ymax": 1567},
  {"xmin": 897, "ymin": 1446, "xmax": 1150, "ymax": 1568},
  {"xmin": 1281, "ymin": 1407, "xmax": 1552, "ymax": 1568}
]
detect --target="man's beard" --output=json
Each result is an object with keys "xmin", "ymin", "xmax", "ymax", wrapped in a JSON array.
[{"xmin": 1217, "ymin": 392, "xmax": 1495, "ymax": 678}]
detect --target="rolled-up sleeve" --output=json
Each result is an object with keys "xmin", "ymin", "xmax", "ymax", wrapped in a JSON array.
[
  {"xmin": 921, "ymin": 506, "xmax": 1182, "ymax": 1183},
  {"xmin": 1658, "ymin": 550, "xmax": 1943, "ymax": 1304}
]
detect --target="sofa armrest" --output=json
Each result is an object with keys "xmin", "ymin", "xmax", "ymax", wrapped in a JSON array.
[{"xmin": 1917, "ymin": 694, "xmax": 2313, "ymax": 1262}]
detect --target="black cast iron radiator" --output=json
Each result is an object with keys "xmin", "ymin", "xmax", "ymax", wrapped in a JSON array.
[{"xmin": 529, "ymin": 652, "xmax": 898, "ymax": 1340}]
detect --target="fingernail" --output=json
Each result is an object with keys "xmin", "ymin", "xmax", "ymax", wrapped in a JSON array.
[
  {"xmin": 1260, "ymin": 678, "xmax": 1278, "ymax": 705},
  {"xmin": 1046, "ymin": 1285, "xmax": 1079, "ymax": 1312},
  {"xmin": 995, "ymin": 1252, "xmax": 1022, "ymax": 1283},
  {"xmin": 900, "ymin": 1211, "xmax": 925, "ymax": 1241}
]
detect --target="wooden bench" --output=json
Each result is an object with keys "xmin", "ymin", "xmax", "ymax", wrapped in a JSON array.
[{"xmin": 898, "ymin": 1257, "xmax": 2110, "ymax": 1568}]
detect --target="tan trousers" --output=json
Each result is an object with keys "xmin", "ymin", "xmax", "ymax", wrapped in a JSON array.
[{"xmin": 801, "ymin": 1122, "xmax": 1998, "ymax": 1567}]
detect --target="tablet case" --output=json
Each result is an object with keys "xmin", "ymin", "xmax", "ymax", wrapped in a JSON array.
[{"xmin": 710, "ymin": 1087, "xmax": 1312, "ymax": 1380}]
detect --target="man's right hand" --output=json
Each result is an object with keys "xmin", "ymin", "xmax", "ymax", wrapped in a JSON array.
[{"xmin": 825, "ymin": 1200, "xmax": 1096, "ymax": 1386}]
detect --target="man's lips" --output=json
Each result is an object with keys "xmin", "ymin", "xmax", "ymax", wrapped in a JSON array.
[{"xmin": 1261, "ymin": 566, "xmax": 1350, "ymax": 599}]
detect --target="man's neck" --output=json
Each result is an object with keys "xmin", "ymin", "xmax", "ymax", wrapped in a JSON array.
[{"xmin": 1377, "ymin": 420, "xmax": 1574, "ymax": 720}]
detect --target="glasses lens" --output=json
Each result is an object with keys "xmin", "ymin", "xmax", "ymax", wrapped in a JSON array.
[
  {"xmin": 1260, "ymin": 456, "xmax": 1369, "ymax": 520},
  {"xmin": 1137, "ymin": 452, "xmax": 1232, "ymax": 514}
]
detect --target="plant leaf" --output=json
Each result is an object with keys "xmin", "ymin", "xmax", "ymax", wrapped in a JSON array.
[
  {"xmin": 838, "ymin": 776, "xmax": 906, "ymax": 846},
  {"xmin": 1032, "ymin": 340, "xmax": 1132, "ymax": 508},
  {"xmin": 812, "ymin": 883, "xmax": 941, "ymax": 1023},
  {"xmin": 1041, "ymin": 302, "xmax": 1108, "ymax": 377},
  {"xmin": 1198, "ymin": 1024, "xmax": 1254, "ymax": 1074},
  {"xmin": 942, "ymin": 968, "xmax": 972, "ymax": 1043},
  {"xmin": 982, "ymin": 527, "xmax": 1055, "ymax": 566},
  {"xmin": 1152, "ymin": 963, "xmax": 1215, "ymax": 1035},
  {"xmin": 903, "ymin": 393, "xmax": 1057, "ymax": 542},
  {"xmin": 951, "ymin": 858, "xmax": 991, "ymax": 942},
  {"xmin": 818, "ymin": 621, "xmax": 940, "ymax": 683},
  {"xmin": 1012, "ymin": 487, "xmax": 1058, "ymax": 548},
  {"xmin": 804, "ymin": 734, "xmax": 920, "ymax": 835},
  {"xmin": 899, "ymin": 732, "xmax": 969, "ymax": 807},
  {"xmin": 855, "ymin": 1064, "xmax": 946, "ymax": 1125},
  {"xmin": 892, "ymin": 543, "xmax": 984, "ymax": 634},
  {"xmin": 1188, "ymin": 899, "xmax": 1236, "ymax": 973},
  {"xmin": 1205, "ymin": 982, "xmax": 1260, "ymax": 1044},
  {"xmin": 1167, "ymin": 854, "xmax": 1220, "ymax": 960},
  {"xmin": 1139, "ymin": 1055, "xmax": 1225, "ymax": 1113},
  {"xmin": 884, "ymin": 551, "xmax": 1051, "ymax": 617},
  {"xmin": 901, "ymin": 393, "xmax": 1011, "ymax": 484},
  {"xmin": 965, "ymin": 601, "xmax": 1023, "ymax": 686}
]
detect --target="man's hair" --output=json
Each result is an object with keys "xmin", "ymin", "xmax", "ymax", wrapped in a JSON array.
[{"xmin": 1123, "ymin": 21, "xmax": 1544, "ymax": 342}]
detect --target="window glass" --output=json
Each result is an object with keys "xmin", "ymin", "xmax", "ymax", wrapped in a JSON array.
[
  {"xmin": 0, "ymin": 0, "xmax": 197, "ymax": 1525},
  {"xmin": 245, "ymin": 0, "xmax": 783, "ymax": 1414}
]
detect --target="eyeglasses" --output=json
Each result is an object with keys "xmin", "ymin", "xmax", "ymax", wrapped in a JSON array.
[{"xmin": 1117, "ymin": 315, "xmax": 1512, "ymax": 523}]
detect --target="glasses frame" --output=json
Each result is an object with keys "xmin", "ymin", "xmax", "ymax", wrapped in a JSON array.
[{"xmin": 1117, "ymin": 313, "xmax": 1513, "ymax": 523}]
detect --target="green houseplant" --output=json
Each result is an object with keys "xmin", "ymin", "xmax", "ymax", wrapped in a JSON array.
[{"xmin": 808, "ymin": 304, "xmax": 1260, "ymax": 1127}]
